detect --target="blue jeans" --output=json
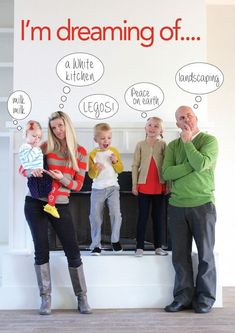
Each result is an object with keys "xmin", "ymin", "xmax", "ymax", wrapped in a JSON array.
[
  {"xmin": 168, "ymin": 202, "xmax": 216, "ymax": 306},
  {"xmin": 24, "ymin": 196, "xmax": 82, "ymax": 267},
  {"xmin": 89, "ymin": 186, "xmax": 122, "ymax": 249}
]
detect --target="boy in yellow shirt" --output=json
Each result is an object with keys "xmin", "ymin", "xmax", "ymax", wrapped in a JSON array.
[{"xmin": 88, "ymin": 123, "xmax": 123, "ymax": 255}]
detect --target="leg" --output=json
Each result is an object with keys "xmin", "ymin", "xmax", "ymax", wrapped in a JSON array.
[
  {"xmin": 136, "ymin": 193, "xmax": 151, "ymax": 249},
  {"xmin": 89, "ymin": 189, "xmax": 105, "ymax": 249},
  {"xmin": 50, "ymin": 204, "xmax": 82, "ymax": 267},
  {"xmin": 51, "ymin": 205, "xmax": 91, "ymax": 314},
  {"xmin": 106, "ymin": 186, "xmax": 122, "ymax": 244},
  {"xmin": 24, "ymin": 196, "xmax": 51, "ymax": 314},
  {"xmin": 44, "ymin": 180, "xmax": 60, "ymax": 218},
  {"xmin": 34, "ymin": 263, "xmax": 51, "ymax": 315},
  {"xmin": 189, "ymin": 203, "xmax": 217, "ymax": 308},
  {"xmin": 167, "ymin": 205, "xmax": 194, "ymax": 305},
  {"xmin": 69, "ymin": 265, "xmax": 92, "ymax": 314},
  {"xmin": 151, "ymin": 194, "xmax": 164, "ymax": 249},
  {"xmin": 24, "ymin": 196, "xmax": 50, "ymax": 265}
]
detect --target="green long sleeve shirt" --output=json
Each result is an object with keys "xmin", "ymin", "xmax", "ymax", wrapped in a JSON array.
[{"xmin": 162, "ymin": 132, "xmax": 218, "ymax": 207}]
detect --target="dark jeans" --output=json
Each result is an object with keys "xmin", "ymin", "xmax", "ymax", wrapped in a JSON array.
[
  {"xmin": 24, "ymin": 196, "xmax": 82, "ymax": 267},
  {"xmin": 168, "ymin": 202, "xmax": 217, "ymax": 306},
  {"xmin": 136, "ymin": 193, "xmax": 164, "ymax": 249}
]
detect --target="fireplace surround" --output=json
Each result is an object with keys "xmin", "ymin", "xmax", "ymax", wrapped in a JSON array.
[{"xmin": 48, "ymin": 171, "xmax": 169, "ymax": 251}]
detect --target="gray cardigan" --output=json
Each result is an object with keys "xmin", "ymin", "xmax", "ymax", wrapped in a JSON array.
[{"xmin": 132, "ymin": 139, "xmax": 166, "ymax": 187}]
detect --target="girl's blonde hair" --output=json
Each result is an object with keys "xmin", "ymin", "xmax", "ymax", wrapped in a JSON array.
[
  {"xmin": 146, "ymin": 116, "xmax": 164, "ymax": 138},
  {"xmin": 24, "ymin": 120, "xmax": 42, "ymax": 138},
  {"xmin": 47, "ymin": 111, "xmax": 79, "ymax": 171}
]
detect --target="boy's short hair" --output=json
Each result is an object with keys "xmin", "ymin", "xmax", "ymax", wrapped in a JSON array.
[{"xmin": 94, "ymin": 123, "xmax": 112, "ymax": 137}]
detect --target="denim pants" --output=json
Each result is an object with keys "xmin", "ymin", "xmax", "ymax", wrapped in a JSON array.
[
  {"xmin": 136, "ymin": 192, "xmax": 164, "ymax": 249},
  {"xmin": 168, "ymin": 202, "xmax": 216, "ymax": 306},
  {"xmin": 89, "ymin": 186, "xmax": 122, "ymax": 249},
  {"xmin": 24, "ymin": 196, "xmax": 82, "ymax": 267}
]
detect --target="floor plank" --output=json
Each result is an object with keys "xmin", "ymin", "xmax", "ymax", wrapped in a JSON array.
[{"xmin": 0, "ymin": 287, "xmax": 234, "ymax": 333}]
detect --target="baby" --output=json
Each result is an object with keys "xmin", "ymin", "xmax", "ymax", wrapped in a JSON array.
[{"xmin": 19, "ymin": 120, "xmax": 60, "ymax": 218}]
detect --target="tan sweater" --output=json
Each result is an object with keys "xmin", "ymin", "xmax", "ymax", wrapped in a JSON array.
[{"xmin": 132, "ymin": 139, "xmax": 166, "ymax": 187}]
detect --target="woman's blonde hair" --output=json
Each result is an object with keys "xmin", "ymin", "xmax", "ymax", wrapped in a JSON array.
[
  {"xmin": 146, "ymin": 116, "xmax": 164, "ymax": 138},
  {"xmin": 47, "ymin": 111, "xmax": 79, "ymax": 171}
]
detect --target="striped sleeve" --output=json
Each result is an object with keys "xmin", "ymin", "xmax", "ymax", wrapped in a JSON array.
[
  {"xmin": 19, "ymin": 165, "xmax": 27, "ymax": 177},
  {"xmin": 60, "ymin": 145, "xmax": 87, "ymax": 191}
]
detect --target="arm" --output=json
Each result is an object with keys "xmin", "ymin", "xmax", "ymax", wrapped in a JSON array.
[
  {"xmin": 110, "ymin": 147, "xmax": 123, "ymax": 174},
  {"xmin": 184, "ymin": 135, "xmax": 218, "ymax": 172},
  {"xmin": 59, "ymin": 146, "xmax": 87, "ymax": 191},
  {"xmin": 162, "ymin": 141, "xmax": 193, "ymax": 181},
  {"xmin": 131, "ymin": 143, "xmax": 141, "ymax": 194},
  {"xmin": 88, "ymin": 150, "xmax": 100, "ymax": 179}
]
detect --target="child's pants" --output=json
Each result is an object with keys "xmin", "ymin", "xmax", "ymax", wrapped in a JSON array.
[{"xmin": 89, "ymin": 186, "xmax": 122, "ymax": 249}]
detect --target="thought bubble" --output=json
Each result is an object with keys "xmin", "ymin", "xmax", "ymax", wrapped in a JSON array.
[
  {"xmin": 56, "ymin": 52, "xmax": 104, "ymax": 87},
  {"xmin": 124, "ymin": 82, "xmax": 164, "ymax": 118},
  {"xmin": 175, "ymin": 62, "xmax": 224, "ymax": 95},
  {"xmin": 79, "ymin": 94, "xmax": 119, "ymax": 120},
  {"xmin": 7, "ymin": 90, "xmax": 32, "ymax": 122}
]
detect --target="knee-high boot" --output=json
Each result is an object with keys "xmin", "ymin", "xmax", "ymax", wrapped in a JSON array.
[
  {"xmin": 69, "ymin": 264, "xmax": 92, "ymax": 314},
  {"xmin": 34, "ymin": 263, "xmax": 51, "ymax": 315}
]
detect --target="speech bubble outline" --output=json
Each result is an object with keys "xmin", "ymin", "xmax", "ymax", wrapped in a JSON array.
[
  {"xmin": 7, "ymin": 90, "xmax": 32, "ymax": 121},
  {"xmin": 79, "ymin": 94, "xmax": 119, "ymax": 120},
  {"xmin": 56, "ymin": 52, "xmax": 104, "ymax": 87},
  {"xmin": 124, "ymin": 82, "xmax": 164, "ymax": 117},
  {"xmin": 175, "ymin": 62, "xmax": 224, "ymax": 95}
]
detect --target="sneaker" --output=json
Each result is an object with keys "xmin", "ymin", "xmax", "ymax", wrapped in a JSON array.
[
  {"xmin": 112, "ymin": 242, "xmax": 123, "ymax": 253},
  {"xmin": 90, "ymin": 247, "xmax": 101, "ymax": 256},
  {"xmin": 135, "ymin": 249, "xmax": 144, "ymax": 257},
  {"xmin": 155, "ymin": 248, "xmax": 168, "ymax": 256}
]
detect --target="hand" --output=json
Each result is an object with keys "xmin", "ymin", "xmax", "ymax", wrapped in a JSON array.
[
  {"xmin": 180, "ymin": 124, "xmax": 193, "ymax": 143},
  {"xmin": 164, "ymin": 184, "xmax": 171, "ymax": 195},
  {"xmin": 110, "ymin": 153, "xmax": 118, "ymax": 164},
  {"xmin": 95, "ymin": 162, "xmax": 105, "ymax": 172},
  {"xmin": 44, "ymin": 169, "xmax": 64, "ymax": 180},
  {"xmin": 31, "ymin": 168, "xmax": 44, "ymax": 177},
  {"xmin": 132, "ymin": 186, "xmax": 138, "ymax": 196}
]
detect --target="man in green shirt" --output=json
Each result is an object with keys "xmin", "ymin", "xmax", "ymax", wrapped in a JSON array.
[{"xmin": 163, "ymin": 106, "xmax": 218, "ymax": 314}]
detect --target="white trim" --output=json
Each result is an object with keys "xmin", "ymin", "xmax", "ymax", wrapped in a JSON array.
[
  {"xmin": 0, "ymin": 28, "xmax": 14, "ymax": 33},
  {"xmin": 5, "ymin": 121, "xmax": 213, "ymax": 130},
  {"xmin": 206, "ymin": 0, "xmax": 235, "ymax": 5},
  {"xmin": 0, "ymin": 62, "xmax": 13, "ymax": 68}
]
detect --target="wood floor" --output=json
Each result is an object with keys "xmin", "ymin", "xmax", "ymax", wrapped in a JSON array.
[{"xmin": 0, "ymin": 287, "xmax": 234, "ymax": 333}]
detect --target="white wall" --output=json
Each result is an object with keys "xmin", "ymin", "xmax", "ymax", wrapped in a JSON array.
[
  {"xmin": 13, "ymin": 0, "xmax": 206, "ymax": 124},
  {"xmin": 207, "ymin": 5, "xmax": 235, "ymax": 286},
  {"xmin": 0, "ymin": 135, "xmax": 9, "ymax": 243}
]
